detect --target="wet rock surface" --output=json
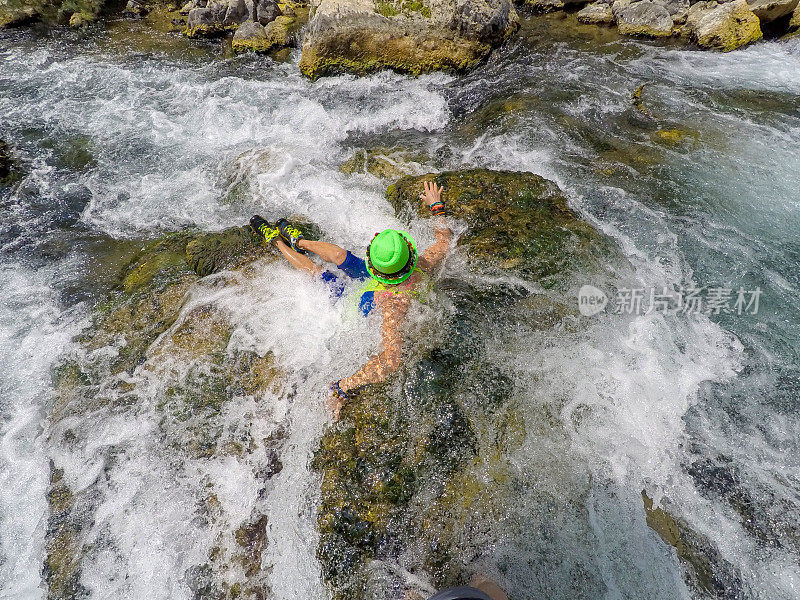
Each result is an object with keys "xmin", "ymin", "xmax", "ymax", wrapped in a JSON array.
[
  {"xmin": 298, "ymin": 0, "xmax": 519, "ymax": 78},
  {"xmin": 387, "ymin": 169, "xmax": 623, "ymax": 287},
  {"xmin": 340, "ymin": 146, "xmax": 434, "ymax": 179},
  {"xmin": 313, "ymin": 169, "xmax": 630, "ymax": 599},
  {"xmin": 46, "ymin": 226, "xmax": 288, "ymax": 599}
]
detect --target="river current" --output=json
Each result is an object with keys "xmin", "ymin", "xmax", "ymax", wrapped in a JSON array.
[{"xmin": 1, "ymin": 14, "xmax": 799, "ymax": 600}]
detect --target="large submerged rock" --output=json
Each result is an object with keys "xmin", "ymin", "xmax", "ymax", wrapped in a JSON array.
[
  {"xmin": 298, "ymin": 0, "xmax": 519, "ymax": 78},
  {"xmin": 48, "ymin": 226, "xmax": 288, "ymax": 599},
  {"xmin": 387, "ymin": 169, "xmax": 622, "ymax": 287},
  {"xmin": 313, "ymin": 169, "xmax": 630, "ymax": 599}
]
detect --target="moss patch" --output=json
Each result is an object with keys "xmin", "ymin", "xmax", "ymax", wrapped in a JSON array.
[
  {"xmin": 299, "ymin": 29, "xmax": 493, "ymax": 79},
  {"xmin": 387, "ymin": 169, "xmax": 623, "ymax": 288},
  {"xmin": 340, "ymin": 146, "xmax": 431, "ymax": 179}
]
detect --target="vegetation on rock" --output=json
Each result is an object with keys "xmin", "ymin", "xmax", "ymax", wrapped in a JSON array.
[
  {"xmin": 387, "ymin": 169, "xmax": 623, "ymax": 288},
  {"xmin": 298, "ymin": 0, "xmax": 518, "ymax": 78},
  {"xmin": 313, "ymin": 169, "xmax": 628, "ymax": 598},
  {"xmin": 47, "ymin": 226, "xmax": 287, "ymax": 599},
  {"xmin": 340, "ymin": 146, "xmax": 433, "ymax": 180}
]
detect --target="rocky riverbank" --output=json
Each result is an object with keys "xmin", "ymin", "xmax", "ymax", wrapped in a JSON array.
[{"xmin": 3, "ymin": 0, "xmax": 798, "ymax": 77}]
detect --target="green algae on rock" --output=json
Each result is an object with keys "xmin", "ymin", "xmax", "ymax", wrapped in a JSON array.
[
  {"xmin": 298, "ymin": 0, "xmax": 518, "ymax": 78},
  {"xmin": 642, "ymin": 491, "xmax": 743, "ymax": 597},
  {"xmin": 387, "ymin": 169, "xmax": 622, "ymax": 288},
  {"xmin": 340, "ymin": 146, "xmax": 433, "ymax": 179}
]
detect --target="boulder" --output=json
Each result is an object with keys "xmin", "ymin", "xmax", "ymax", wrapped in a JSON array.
[
  {"xmin": 298, "ymin": 0, "xmax": 519, "ymax": 78},
  {"xmin": 255, "ymin": 0, "xmax": 279, "ymax": 22},
  {"xmin": 577, "ymin": 1, "xmax": 615, "ymax": 24},
  {"xmin": 792, "ymin": 2, "xmax": 800, "ymax": 27},
  {"xmin": 386, "ymin": 169, "xmax": 623, "ymax": 286},
  {"xmin": 616, "ymin": 0, "xmax": 675, "ymax": 36},
  {"xmin": 261, "ymin": 14, "xmax": 298, "ymax": 48},
  {"xmin": 186, "ymin": 3, "xmax": 229, "ymax": 35},
  {"xmin": 686, "ymin": 0, "xmax": 761, "ymax": 50},
  {"xmin": 0, "ymin": 2, "xmax": 41, "ymax": 27},
  {"xmin": 746, "ymin": 0, "xmax": 798, "ymax": 22},
  {"xmin": 231, "ymin": 19, "xmax": 271, "ymax": 50}
]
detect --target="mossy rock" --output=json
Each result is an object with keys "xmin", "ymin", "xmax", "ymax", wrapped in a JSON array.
[
  {"xmin": 0, "ymin": 0, "xmax": 47, "ymax": 26},
  {"xmin": 642, "ymin": 491, "xmax": 742, "ymax": 598},
  {"xmin": 44, "ymin": 467, "xmax": 90, "ymax": 600},
  {"xmin": 387, "ymin": 169, "xmax": 623, "ymax": 289},
  {"xmin": 185, "ymin": 226, "xmax": 262, "ymax": 277},
  {"xmin": 340, "ymin": 146, "xmax": 432, "ymax": 180},
  {"xmin": 70, "ymin": 226, "xmax": 266, "ymax": 379},
  {"xmin": 299, "ymin": 30, "xmax": 492, "ymax": 79},
  {"xmin": 313, "ymin": 276, "xmax": 536, "ymax": 597}
]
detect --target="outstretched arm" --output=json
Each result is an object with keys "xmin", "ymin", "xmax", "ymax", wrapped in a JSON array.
[
  {"xmin": 340, "ymin": 295, "xmax": 408, "ymax": 391},
  {"xmin": 416, "ymin": 181, "xmax": 452, "ymax": 274},
  {"xmin": 329, "ymin": 295, "xmax": 409, "ymax": 418}
]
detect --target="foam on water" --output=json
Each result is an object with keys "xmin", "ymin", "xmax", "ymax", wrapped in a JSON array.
[
  {"xmin": 0, "ymin": 263, "xmax": 83, "ymax": 600},
  {"xmin": 2, "ymin": 24, "xmax": 800, "ymax": 600}
]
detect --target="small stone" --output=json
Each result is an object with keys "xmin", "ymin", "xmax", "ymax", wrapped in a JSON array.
[
  {"xmin": 616, "ymin": 1, "xmax": 675, "ymax": 37},
  {"xmin": 68, "ymin": 11, "xmax": 93, "ymax": 27},
  {"xmin": 577, "ymin": 1, "xmax": 615, "ymax": 24}
]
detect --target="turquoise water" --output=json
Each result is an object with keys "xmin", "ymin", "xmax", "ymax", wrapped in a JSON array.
[{"xmin": 1, "ymin": 17, "xmax": 799, "ymax": 600}]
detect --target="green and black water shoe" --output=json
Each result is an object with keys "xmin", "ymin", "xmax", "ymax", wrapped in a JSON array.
[
  {"xmin": 250, "ymin": 215, "xmax": 280, "ymax": 245},
  {"xmin": 276, "ymin": 218, "xmax": 306, "ymax": 253}
]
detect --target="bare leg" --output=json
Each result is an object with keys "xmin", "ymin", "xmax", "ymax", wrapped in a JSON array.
[
  {"xmin": 275, "ymin": 239, "xmax": 322, "ymax": 275},
  {"xmin": 298, "ymin": 239, "xmax": 347, "ymax": 266},
  {"xmin": 468, "ymin": 574, "xmax": 508, "ymax": 600}
]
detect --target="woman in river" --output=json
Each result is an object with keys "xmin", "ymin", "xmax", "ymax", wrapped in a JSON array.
[{"xmin": 250, "ymin": 180, "xmax": 451, "ymax": 418}]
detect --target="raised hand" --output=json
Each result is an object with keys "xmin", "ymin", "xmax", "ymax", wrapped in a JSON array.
[{"xmin": 419, "ymin": 180, "xmax": 444, "ymax": 208}]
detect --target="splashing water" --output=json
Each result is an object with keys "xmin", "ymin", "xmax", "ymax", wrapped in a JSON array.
[{"xmin": 1, "ymin": 20, "xmax": 799, "ymax": 600}]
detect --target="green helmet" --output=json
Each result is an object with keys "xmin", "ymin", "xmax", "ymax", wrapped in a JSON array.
[{"xmin": 365, "ymin": 229, "xmax": 418, "ymax": 285}]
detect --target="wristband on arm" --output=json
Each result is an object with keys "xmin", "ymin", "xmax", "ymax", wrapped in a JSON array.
[
  {"xmin": 330, "ymin": 380, "xmax": 351, "ymax": 401},
  {"xmin": 429, "ymin": 200, "xmax": 445, "ymax": 216}
]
